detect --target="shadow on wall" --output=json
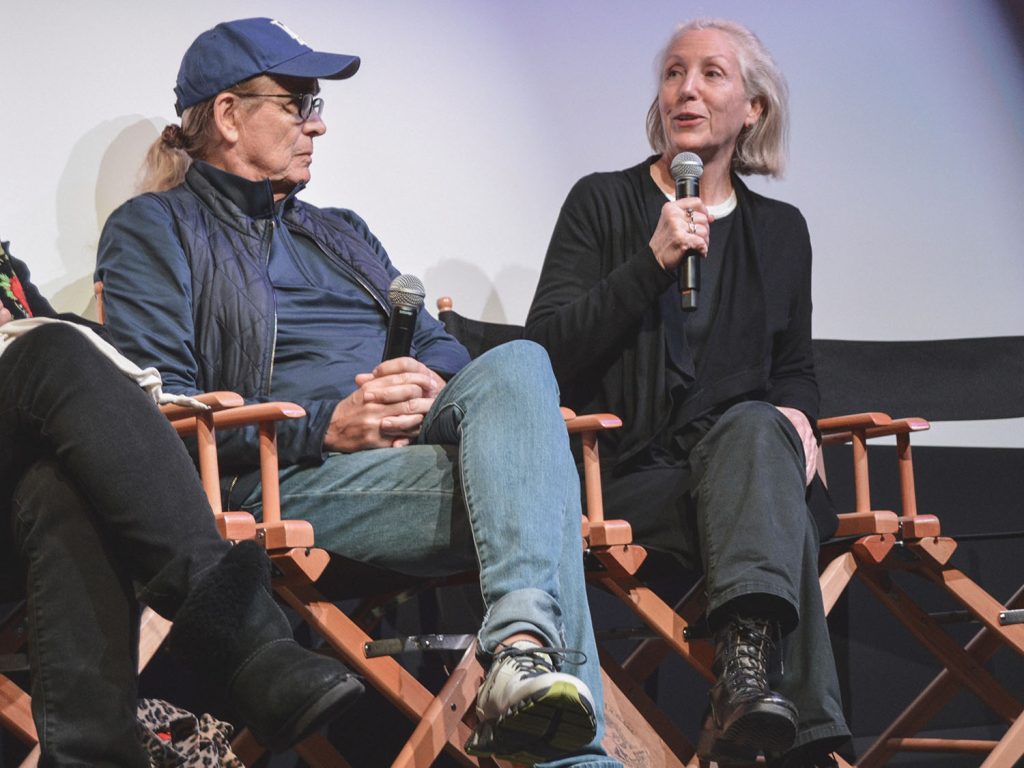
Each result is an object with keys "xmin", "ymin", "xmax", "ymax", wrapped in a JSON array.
[
  {"xmin": 424, "ymin": 259, "xmax": 539, "ymax": 325},
  {"xmin": 49, "ymin": 117, "xmax": 161, "ymax": 317},
  {"xmin": 1001, "ymin": 0, "xmax": 1024, "ymax": 61}
]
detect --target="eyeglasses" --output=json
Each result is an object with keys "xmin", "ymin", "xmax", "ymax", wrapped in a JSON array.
[{"xmin": 234, "ymin": 92, "xmax": 324, "ymax": 121}]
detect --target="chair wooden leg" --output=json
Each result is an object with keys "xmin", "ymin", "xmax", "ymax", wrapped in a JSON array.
[
  {"xmin": 855, "ymin": 567, "xmax": 1020, "ymax": 722},
  {"xmin": 617, "ymin": 578, "xmax": 709, "ymax": 686},
  {"xmin": 598, "ymin": 575, "xmax": 714, "ymax": 684},
  {"xmin": 979, "ymin": 707, "xmax": 1024, "ymax": 768},
  {"xmin": 391, "ymin": 641, "xmax": 488, "ymax": 768},
  {"xmin": 921, "ymin": 566, "xmax": 1024, "ymax": 655},
  {"xmin": 234, "ymin": 727, "xmax": 355, "ymax": 768},
  {"xmin": 17, "ymin": 744, "xmax": 40, "ymax": 768},
  {"xmin": 598, "ymin": 646, "xmax": 695, "ymax": 763},
  {"xmin": 857, "ymin": 584, "xmax": 1024, "ymax": 768},
  {"xmin": 294, "ymin": 732, "xmax": 357, "ymax": 768},
  {"xmin": 230, "ymin": 727, "xmax": 264, "ymax": 765},
  {"xmin": 275, "ymin": 582, "xmax": 483, "ymax": 767},
  {"xmin": 819, "ymin": 551, "xmax": 858, "ymax": 616},
  {"xmin": 0, "ymin": 675, "xmax": 36, "ymax": 746},
  {"xmin": 0, "ymin": 606, "xmax": 35, "ymax": 750},
  {"xmin": 600, "ymin": 666, "xmax": 689, "ymax": 767}
]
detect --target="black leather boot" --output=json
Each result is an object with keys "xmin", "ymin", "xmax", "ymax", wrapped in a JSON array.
[
  {"xmin": 168, "ymin": 540, "xmax": 364, "ymax": 751},
  {"xmin": 697, "ymin": 615, "xmax": 798, "ymax": 764}
]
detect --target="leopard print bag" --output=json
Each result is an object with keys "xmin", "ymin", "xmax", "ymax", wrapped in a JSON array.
[{"xmin": 136, "ymin": 698, "xmax": 244, "ymax": 767}]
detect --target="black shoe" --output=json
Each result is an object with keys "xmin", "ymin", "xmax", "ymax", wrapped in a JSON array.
[
  {"xmin": 228, "ymin": 635, "xmax": 364, "ymax": 752},
  {"xmin": 168, "ymin": 541, "xmax": 364, "ymax": 751},
  {"xmin": 697, "ymin": 615, "xmax": 798, "ymax": 763}
]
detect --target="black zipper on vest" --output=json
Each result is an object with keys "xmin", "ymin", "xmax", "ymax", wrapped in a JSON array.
[
  {"xmin": 264, "ymin": 218, "xmax": 279, "ymax": 395},
  {"xmin": 288, "ymin": 222, "xmax": 389, "ymax": 316}
]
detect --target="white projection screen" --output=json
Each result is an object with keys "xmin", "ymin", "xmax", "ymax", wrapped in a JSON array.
[{"xmin": 3, "ymin": 0, "xmax": 1022, "ymax": 446}]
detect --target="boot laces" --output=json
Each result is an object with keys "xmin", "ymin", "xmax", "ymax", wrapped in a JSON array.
[{"xmin": 719, "ymin": 617, "xmax": 774, "ymax": 684}]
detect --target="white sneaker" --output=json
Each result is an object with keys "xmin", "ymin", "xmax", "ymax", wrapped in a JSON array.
[{"xmin": 466, "ymin": 641, "xmax": 597, "ymax": 764}]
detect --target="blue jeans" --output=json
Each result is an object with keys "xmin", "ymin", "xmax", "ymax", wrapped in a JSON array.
[{"xmin": 240, "ymin": 341, "xmax": 620, "ymax": 767}]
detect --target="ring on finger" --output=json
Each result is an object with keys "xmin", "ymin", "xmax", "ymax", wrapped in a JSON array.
[
  {"xmin": 685, "ymin": 207, "xmax": 694, "ymax": 220},
  {"xmin": 688, "ymin": 221, "xmax": 697, "ymax": 234}
]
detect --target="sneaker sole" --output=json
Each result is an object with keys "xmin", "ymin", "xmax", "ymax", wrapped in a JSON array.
[{"xmin": 466, "ymin": 679, "xmax": 597, "ymax": 764}]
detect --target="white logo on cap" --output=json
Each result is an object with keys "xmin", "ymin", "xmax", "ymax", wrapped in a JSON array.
[{"xmin": 270, "ymin": 19, "xmax": 309, "ymax": 47}]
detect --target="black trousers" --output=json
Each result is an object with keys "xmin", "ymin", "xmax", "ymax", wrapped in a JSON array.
[
  {"xmin": 598, "ymin": 401, "xmax": 849, "ymax": 749},
  {"xmin": 1, "ymin": 324, "xmax": 228, "ymax": 766}
]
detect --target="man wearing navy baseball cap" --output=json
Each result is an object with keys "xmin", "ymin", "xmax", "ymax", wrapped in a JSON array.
[
  {"xmin": 98, "ymin": 18, "xmax": 622, "ymax": 767},
  {"xmin": 173, "ymin": 17, "xmax": 359, "ymax": 117}
]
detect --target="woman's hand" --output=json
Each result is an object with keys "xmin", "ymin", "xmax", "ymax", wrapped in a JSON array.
[
  {"xmin": 649, "ymin": 197, "xmax": 713, "ymax": 271},
  {"xmin": 323, "ymin": 357, "xmax": 446, "ymax": 452},
  {"xmin": 0, "ymin": 307, "xmax": 13, "ymax": 327},
  {"xmin": 776, "ymin": 406, "xmax": 819, "ymax": 486}
]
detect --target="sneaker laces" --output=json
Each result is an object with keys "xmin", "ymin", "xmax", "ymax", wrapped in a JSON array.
[{"xmin": 491, "ymin": 643, "xmax": 588, "ymax": 674}]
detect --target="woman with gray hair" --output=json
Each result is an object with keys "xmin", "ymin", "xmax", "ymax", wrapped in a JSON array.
[{"xmin": 527, "ymin": 19, "xmax": 849, "ymax": 768}]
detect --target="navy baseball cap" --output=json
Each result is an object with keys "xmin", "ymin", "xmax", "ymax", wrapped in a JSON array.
[{"xmin": 174, "ymin": 18, "xmax": 360, "ymax": 116}]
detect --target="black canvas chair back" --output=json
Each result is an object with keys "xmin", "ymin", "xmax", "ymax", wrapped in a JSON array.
[
  {"xmin": 436, "ymin": 299, "xmax": 524, "ymax": 358},
  {"xmin": 814, "ymin": 336, "xmax": 1024, "ymax": 422},
  {"xmin": 813, "ymin": 336, "xmax": 1024, "ymax": 767}
]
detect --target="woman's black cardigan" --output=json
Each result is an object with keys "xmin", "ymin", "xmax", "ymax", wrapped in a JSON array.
[{"xmin": 525, "ymin": 157, "xmax": 819, "ymax": 469}]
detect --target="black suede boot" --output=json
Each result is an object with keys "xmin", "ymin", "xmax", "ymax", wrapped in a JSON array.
[
  {"xmin": 697, "ymin": 615, "xmax": 798, "ymax": 764},
  {"xmin": 167, "ymin": 540, "xmax": 364, "ymax": 752}
]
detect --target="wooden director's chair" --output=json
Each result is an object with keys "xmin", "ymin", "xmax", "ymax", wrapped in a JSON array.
[
  {"xmin": 4, "ymin": 283, "xmax": 678, "ymax": 767},
  {"xmin": 434, "ymin": 301, "xmax": 1022, "ymax": 768},
  {"xmin": 607, "ymin": 337, "xmax": 1024, "ymax": 768},
  {"xmin": 0, "ymin": 383, "xmax": 502, "ymax": 766},
  {"xmin": 88, "ymin": 283, "xmax": 506, "ymax": 766},
  {"xmin": 221, "ymin": 382, "xmax": 686, "ymax": 766},
  {"xmin": 812, "ymin": 337, "xmax": 1024, "ymax": 768}
]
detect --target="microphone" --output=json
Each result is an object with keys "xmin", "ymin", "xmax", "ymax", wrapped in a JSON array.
[
  {"xmin": 670, "ymin": 151, "xmax": 704, "ymax": 311},
  {"xmin": 382, "ymin": 274, "xmax": 426, "ymax": 361}
]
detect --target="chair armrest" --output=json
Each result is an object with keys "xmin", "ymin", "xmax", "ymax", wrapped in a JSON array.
[
  {"xmin": 864, "ymin": 417, "xmax": 930, "ymax": 439},
  {"xmin": 179, "ymin": 401, "xmax": 316, "ymax": 551},
  {"xmin": 162, "ymin": 399, "xmax": 306, "ymax": 537},
  {"xmin": 817, "ymin": 411, "xmax": 891, "ymax": 434},
  {"xmin": 564, "ymin": 413, "xmax": 623, "ymax": 434},
  {"xmin": 206, "ymin": 402, "xmax": 305, "ymax": 429},
  {"xmin": 169, "ymin": 401, "xmax": 306, "ymax": 437},
  {"xmin": 819, "ymin": 411, "xmax": 931, "ymax": 520},
  {"xmin": 564, "ymin": 412, "xmax": 630, "ymax": 547},
  {"xmin": 160, "ymin": 391, "xmax": 245, "ymax": 422},
  {"xmin": 821, "ymin": 414, "xmax": 930, "ymax": 447}
]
